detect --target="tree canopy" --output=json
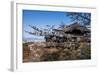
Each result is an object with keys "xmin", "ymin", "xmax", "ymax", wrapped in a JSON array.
[{"xmin": 66, "ymin": 12, "xmax": 91, "ymax": 25}]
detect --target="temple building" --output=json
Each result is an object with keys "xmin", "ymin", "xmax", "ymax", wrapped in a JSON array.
[{"xmin": 45, "ymin": 22, "xmax": 91, "ymax": 48}]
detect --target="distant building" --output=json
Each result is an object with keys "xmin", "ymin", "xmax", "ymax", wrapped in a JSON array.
[{"xmin": 45, "ymin": 22, "xmax": 91, "ymax": 47}]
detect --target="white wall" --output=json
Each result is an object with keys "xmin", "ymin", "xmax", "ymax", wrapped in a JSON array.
[{"xmin": 0, "ymin": 0, "xmax": 100, "ymax": 73}]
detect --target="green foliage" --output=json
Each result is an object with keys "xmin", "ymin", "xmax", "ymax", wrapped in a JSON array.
[{"xmin": 79, "ymin": 42, "xmax": 91, "ymax": 59}]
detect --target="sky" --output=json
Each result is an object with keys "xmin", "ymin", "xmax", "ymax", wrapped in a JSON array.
[{"xmin": 23, "ymin": 10, "xmax": 73, "ymax": 40}]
